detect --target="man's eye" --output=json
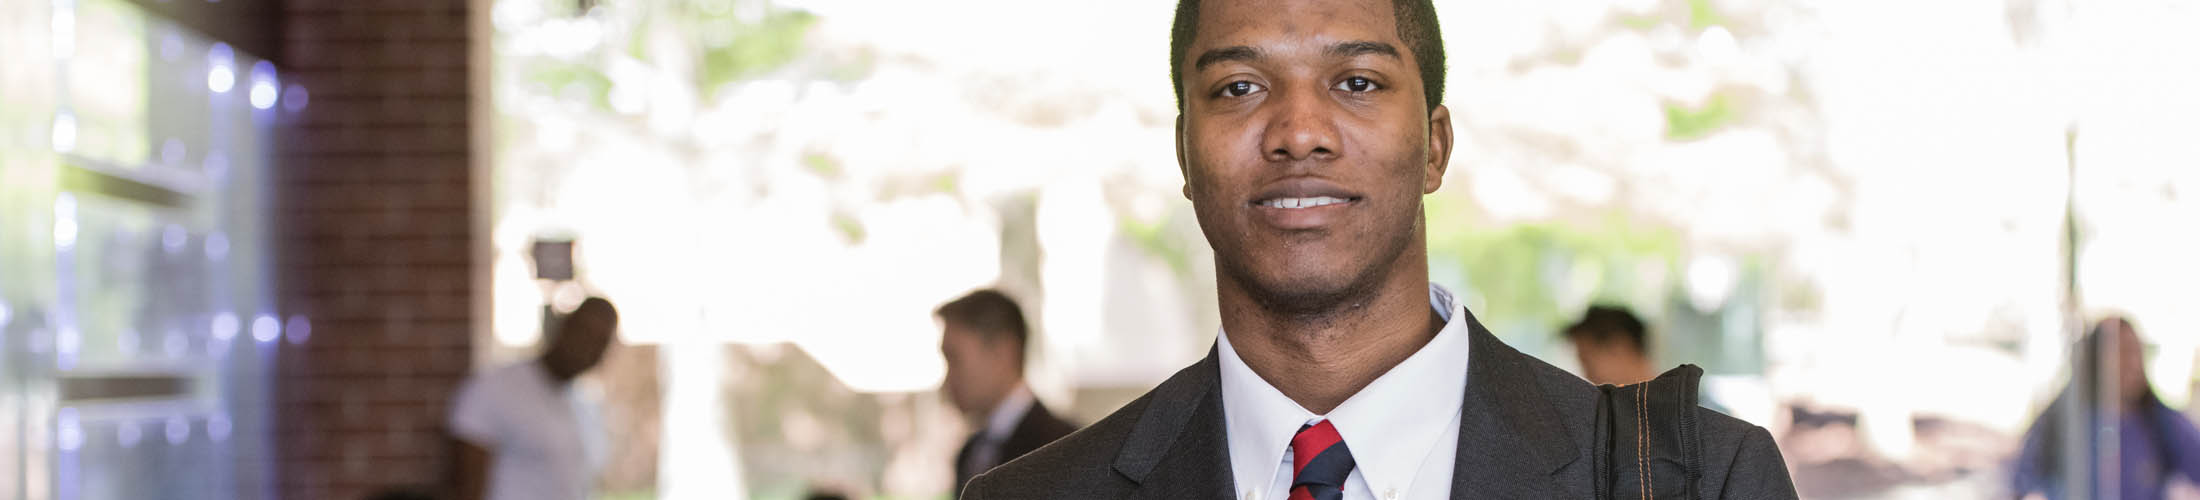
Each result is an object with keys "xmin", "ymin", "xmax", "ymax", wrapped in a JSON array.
[
  {"xmin": 1218, "ymin": 81, "xmax": 1265, "ymax": 97},
  {"xmin": 1335, "ymin": 77, "xmax": 1379, "ymax": 93}
]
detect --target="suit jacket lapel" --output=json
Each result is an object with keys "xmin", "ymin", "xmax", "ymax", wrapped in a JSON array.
[
  {"xmin": 1104, "ymin": 316, "xmax": 1585, "ymax": 499},
  {"xmin": 1451, "ymin": 309, "xmax": 1583, "ymax": 497},
  {"xmin": 954, "ymin": 432, "xmax": 981, "ymax": 495},
  {"xmin": 1116, "ymin": 346, "xmax": 1235, "ymax": 500}
]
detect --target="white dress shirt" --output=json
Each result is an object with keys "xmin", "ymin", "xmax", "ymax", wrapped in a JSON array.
[
  {"xmin": 1218, "ymin": 284, "xmax": 1471, "ymax": 500},
  {"xmin": 448, "ymin": 361, "xmax": 607, "ymax": 500}
]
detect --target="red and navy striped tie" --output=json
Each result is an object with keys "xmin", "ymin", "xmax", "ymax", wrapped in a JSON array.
[{"xmin": 1288, "ymin": 420, "xmax": 1356, "ymax": 500}]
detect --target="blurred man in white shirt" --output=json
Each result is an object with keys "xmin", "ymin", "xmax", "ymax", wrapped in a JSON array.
[{"xmin": 450, "ymin": 297, "xmax": 617, "ymax": 500}]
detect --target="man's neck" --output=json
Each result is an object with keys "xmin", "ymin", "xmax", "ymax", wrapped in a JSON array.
[
  {"xmin": 1218, "ymin": 263, "xmax": 1442, "ymax": 415},
  {"xmin": 536, "ymin": 357, "xmax": 576, "ymax": 384},
  {"xmin": 1628, "ymin": 357, "xmax": 1658, "ymax": 385},
  {"xmin": 972, "ymin": 379, "xmax": 1030, "ymax": 432}
]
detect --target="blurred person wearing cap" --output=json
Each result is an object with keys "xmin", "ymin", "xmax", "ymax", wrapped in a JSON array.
[
  {"xmin": 937, "ymin": 289, "xmax": 1077, "ymax": 496},
  {"xmin": 450, "ymin": 297, "xmax": 618, "ymax": 500},
  {"xmin": 957, "ymin": 0, "xmax": 1795, "ymax": 498},
  {"xmin": 2013, "ymin": 316, "xmax": 2200, "ymax": 500},
  {"xmin": 1562, "ymin": 305, "xmax": 1657, "ymax": 386}
]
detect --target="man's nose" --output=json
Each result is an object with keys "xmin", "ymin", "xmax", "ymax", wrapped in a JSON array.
[{"xmin": 1261, "ymin": 84, "xmax": 1341, "ymax": 162}]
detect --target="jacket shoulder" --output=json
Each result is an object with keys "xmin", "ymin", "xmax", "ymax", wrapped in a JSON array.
[
  {"xmin": 1696, "ymin": 407, "xmax": 1799, "ymax": 499},
  {"xmin": 962, "ymin": 387, "xmax": 1152, "ymax": 498},
  {"xmin": 1028, "ymin": 403, "xmax": 1079, "ymax": 442},
  {"xmin": 1511, "ymin": 351, "xmax": 1797, "ymax": 499},
  {"xmin": 1000, "ymin": 402, "xmax": 1080, "ymax": 460}
]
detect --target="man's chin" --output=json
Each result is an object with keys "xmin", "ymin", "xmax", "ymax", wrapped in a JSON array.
[
  {"xmin": 1217, "ymin": 242, "xmax": 1399, "ymax": 317},
  {"xmin": 1241, "ymin": 272, "xmax": 1377, "ymax": 317}
]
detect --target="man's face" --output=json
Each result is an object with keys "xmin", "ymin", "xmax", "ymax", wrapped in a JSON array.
[
  {"xmin": 1569, "ymin": 337, "xmax": 1643, "ymax": 386},
  {"xmin": 2113, "ymin": 322, "xmax": 2146, "ymax": 406},
  {"xmin": 939, "ymin": 322, "xmax": 1018, "ymax": 420},
  {"xmin": 1177, "ymin": 0, "xmax": 1451, "ymax": 313}
]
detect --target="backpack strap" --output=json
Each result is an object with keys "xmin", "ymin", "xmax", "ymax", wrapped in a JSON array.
[{"xmin": 1592, "ymin": 364, "xmax": 1705, "ymax": 500}]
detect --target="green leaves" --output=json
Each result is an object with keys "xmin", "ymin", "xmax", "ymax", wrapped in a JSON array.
[
  {"xmin": 1664, "ymin": 93, "xmax": 1732, "ymax": 141},
  {"xmin": 697, "ymin": 10, "xmax": 817, "ymax": 101}
]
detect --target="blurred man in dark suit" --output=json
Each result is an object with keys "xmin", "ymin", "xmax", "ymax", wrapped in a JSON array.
[
  {"xmin": 937, "ymin": 289, "xmax": 1076, "ymax": 496},
  {"xmin": 958, "ymin": 0, "xmax": 1796, "ymax": 498}
]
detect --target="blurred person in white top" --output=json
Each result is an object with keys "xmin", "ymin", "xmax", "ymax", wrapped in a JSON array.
[{"xmin": 450, "ymin": 297, "xmax": 617, "ymax": 500}]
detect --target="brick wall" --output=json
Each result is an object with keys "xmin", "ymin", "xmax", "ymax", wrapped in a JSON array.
[{"xmin": 272, "ymin": 1, "xmax": 480, "ymax": 499}]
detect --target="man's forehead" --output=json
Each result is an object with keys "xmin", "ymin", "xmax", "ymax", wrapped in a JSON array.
[{"xmin": 1192, "ymin": 0, "xmax": 1398, "ymax": 49}]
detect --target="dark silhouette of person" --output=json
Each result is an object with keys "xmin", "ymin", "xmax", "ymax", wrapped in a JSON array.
[
  {"xmin": 2013, "ymin": 316, "xmax": 2200, "ymax": 499},
  {"xmin": 450, "ymin": 297, "xmax": 619, "ymax": 500},
  {"xmin": 936, "ymin": 289, "xmax": 1076, "ymax": 496}
]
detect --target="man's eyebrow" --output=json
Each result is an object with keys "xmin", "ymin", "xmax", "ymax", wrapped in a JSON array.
[
  {"xmin": 1193, "ymin": 45, "xmax": 1263, "ymax": 72},
  {"xmin": 1327, "ymin": 40, "xmax": 1401, "ymax": 60}
]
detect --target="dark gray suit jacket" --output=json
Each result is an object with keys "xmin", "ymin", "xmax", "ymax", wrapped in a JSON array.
[
  {"xmin": 961, "ymin": 309, "xmax": 1798, "ymax": 499},
  {"xmin": 955, "ymin": 401, "xmax": 1079, "ymax": 498}
]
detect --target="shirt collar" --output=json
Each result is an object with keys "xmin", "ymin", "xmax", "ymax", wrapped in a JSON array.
[
  {"xmin": 981, "ymin": 382, "xmax": 1035, "ymax": 442},
  {"xmin": 1218, "ymin": 283, "xmax": 1471, "ymax": 497}
]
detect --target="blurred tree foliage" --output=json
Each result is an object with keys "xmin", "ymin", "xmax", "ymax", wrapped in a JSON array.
[
  {"xmin": 1119, "ymin": 213, "xmax": 1196, "ymax": 276},
  {"xmin": 1665, "ymin": 93, "xmax": 1734, "ymax": 141},
  {"xmin": 1687, "ymin": 0, "xmax": 1727, "ymax": 29},
  {"xmin": 693, "ymin": 9, "xmax": 816, "ymax": 101},
  {"xmin": 505, "ymin": 0, "xmax": 818, "ymax": 115},
  {"xmin": 1426, "ymin": 193, "xmax": 1687, "ymax": 340}
]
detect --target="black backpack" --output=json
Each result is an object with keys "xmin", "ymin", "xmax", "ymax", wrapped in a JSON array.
[{"xmin": 1591, "ymin": 364, "xmax": 1707, "ymax": 500}]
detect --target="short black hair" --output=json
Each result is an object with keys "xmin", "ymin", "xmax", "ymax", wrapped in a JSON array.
[
  {"xmin": 571, "ymin": 296, "xmax": 617, "ymax": 322},
  {"xmin": 563, "ymin": 296, "xmax": 618, "ymax": 330},
  {"xmin": 935, "ymin": 289, "xmax": 1030, "ymax": 351},
  {"xmin": 549, "ymin": 296, "xmax": 618, "ymax": 343},
  {"xmin": 1170, "ymin": 0, "xmax": 1447, "ymax": 110},
  {"xmin": 1563, "ymin": 305, "xmax": 1648, "ymax": 352}
]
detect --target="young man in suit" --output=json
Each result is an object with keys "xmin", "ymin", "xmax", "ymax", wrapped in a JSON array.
[
  {"xmin": 937, "ymin": 289, "xmax": 1078, "ymax": 497},
  {"xmin": 959, "ymin": 0, "xmax": 1798, "ymax": 498}
]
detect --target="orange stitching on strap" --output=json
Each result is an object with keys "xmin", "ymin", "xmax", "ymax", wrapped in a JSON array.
[{"xmin": 1638, "ymin": 383, "xmax": 1652, "ymax": 500}]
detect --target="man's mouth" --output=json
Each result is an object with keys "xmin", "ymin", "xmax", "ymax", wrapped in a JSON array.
[
  {"xmin": 1245, "ymin": 177, "xmax": 1364, "ymax": 229},
  {"xmin": 1255, "ymin": 196, "xmax": 1359, "ymax": 209}
]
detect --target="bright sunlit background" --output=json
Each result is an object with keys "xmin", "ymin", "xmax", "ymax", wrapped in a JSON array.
[
  {"xmin": 4, "ymin": 0, "xmax": 2194, "ymax": 499},
  {"xmin": 472, "ymin": 0, "xmax": 2199, "ymax": 498}
]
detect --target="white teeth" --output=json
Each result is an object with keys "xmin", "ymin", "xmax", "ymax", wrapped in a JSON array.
[{"xmin": 1260, "ymin": 196, "xmax": 1348, "ymax": 208}]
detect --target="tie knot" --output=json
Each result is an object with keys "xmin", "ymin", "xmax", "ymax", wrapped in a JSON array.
[{"xmin": 1289, "ymin": 420, "xmax": 1355, "ymax": 500}]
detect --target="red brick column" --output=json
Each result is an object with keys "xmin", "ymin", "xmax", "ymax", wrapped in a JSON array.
[{"xmin": 272, "ymin": 1, "xmax": 479, "ymax": 499}]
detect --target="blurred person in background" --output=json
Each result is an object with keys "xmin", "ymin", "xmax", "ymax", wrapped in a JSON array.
[
  {"xmin": 937, "ymin": 289, "xmax": 1078, "ymax": 496},
  {"xmin": 450, "ymin": 297, "xmax": 619, "ymax": 500},
  {"xmin": 1561, "ymin": 305, "xmax": 1657, "ymax": 386},
  {"xmin": 959, "ymin": 0, "xmax": 1795, "ymax": 498},
  {"xmin": 2012, "ymin": 317, "xmax": 2200, "ymax": 500},
  {"xmin": 1561, "ymin": 306, "xmax": 1729, "ymax": 414},
  {"xmin": 362, "ymin": 487, "xmax": 440, "ymax": 500}
]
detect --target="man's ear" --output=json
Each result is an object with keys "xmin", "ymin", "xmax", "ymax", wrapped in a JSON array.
[
  {"xmin": 1424, "ymin": 104, "xmax": 1454, "ymax": 194},
  {"xmin": 1176, "ymin": 114, "xmax": 1193, "ymax": 200}
]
